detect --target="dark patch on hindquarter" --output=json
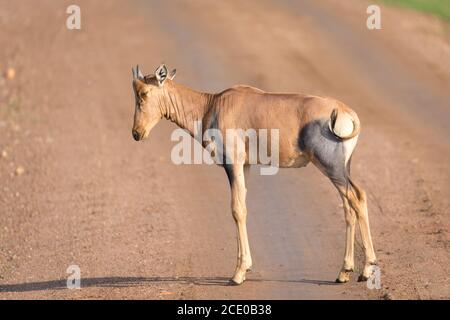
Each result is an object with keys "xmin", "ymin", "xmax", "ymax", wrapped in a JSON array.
[{"xmin": 299, "ymin": 119, "xmax": 347, "ymax": 186}]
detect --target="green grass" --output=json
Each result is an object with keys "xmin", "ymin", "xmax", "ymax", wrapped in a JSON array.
[{"xmin": 380, "ymin": 0, "xmax": 450, "ymax": 21}]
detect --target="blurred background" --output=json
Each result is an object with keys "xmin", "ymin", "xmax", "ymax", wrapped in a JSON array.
[{"xmin": 0, "ymin": 0, "xmax": 449, "ymax": 299}]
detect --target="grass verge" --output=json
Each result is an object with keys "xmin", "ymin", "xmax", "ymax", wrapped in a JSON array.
[{"xmin": 380, "ymin": 0, "xmax": 450, "ymax": 21}]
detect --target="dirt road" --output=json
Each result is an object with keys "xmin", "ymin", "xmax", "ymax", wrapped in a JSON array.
[{"xmin": 0, "ymin": 0, "xmax": 449, "ymax": 299}]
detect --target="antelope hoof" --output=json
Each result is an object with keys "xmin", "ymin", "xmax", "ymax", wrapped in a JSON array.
[
  {"xmin": 359, "ymin": 262, "xmax": 378, "ymax": 282},
  {"xmin": 230, "ymin": 272, "xmax": 246, "ymax": 285},
  {"xmin": 336, "ymin": 269, "xmax": 353, "ymax": 283},
  {"xmin": 358, "ymin": 274, "xmax": 369, "ymax": 282},
  {"xmin": 228, "ymin": 279, "xmax": 242, "ymax": 286}
]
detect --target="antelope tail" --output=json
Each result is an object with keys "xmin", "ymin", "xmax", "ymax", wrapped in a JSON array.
[{"xmin": 329, "ymin": 108, "xmax": 360, "ymax": 140}]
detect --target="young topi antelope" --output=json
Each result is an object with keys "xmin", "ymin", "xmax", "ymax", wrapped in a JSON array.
[{"xmin": 131, "ymin": 64, "xmax": 377, "ymax": 285}]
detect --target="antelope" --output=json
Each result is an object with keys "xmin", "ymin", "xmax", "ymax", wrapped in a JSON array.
[{"xmin": 131, "ymin": 64, "xmax": 377, "ymax": 285}]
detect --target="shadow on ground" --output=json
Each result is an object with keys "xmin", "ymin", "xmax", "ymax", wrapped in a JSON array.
[{"xmin": 0, "ymin": 276, "xmax": 340, "ymax": 292}]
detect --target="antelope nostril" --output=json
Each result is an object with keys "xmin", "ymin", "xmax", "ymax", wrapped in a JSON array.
[{"xmin": 132, "ymin": 130, "xmax": 140, "ymax": 141}]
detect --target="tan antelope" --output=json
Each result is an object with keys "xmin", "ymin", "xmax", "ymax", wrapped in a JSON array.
[{"xmin": 131, "ymin": 64, "xmax": 377, "ymax": 285}]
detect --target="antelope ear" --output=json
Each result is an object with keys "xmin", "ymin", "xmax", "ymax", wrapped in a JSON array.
[
  {"xmin": 155, "ymin": 64, "xmax": 168, "ymax": 86},
  {"xmin": 132, "ymin": 65, "xmax": 144, "ymax": 80},
  {"xmin": 136, "ymin": 65, "xmax": 144, "ymax": 79},
  {"xmin": 169, "ymin": 68, "xmax": 177, "ymax": 80}
]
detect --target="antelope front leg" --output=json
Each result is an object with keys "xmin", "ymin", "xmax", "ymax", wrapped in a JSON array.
[{"xmin": 225, "ymin": 164, "xmax": 252, "ymax": 285}]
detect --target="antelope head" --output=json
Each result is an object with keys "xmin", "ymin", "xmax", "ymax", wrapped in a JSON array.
[{"xmin": 131, "ymin": 64, "xmax": 177, "ymax": 141}]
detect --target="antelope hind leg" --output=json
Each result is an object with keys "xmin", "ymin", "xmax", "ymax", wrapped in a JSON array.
[{"xmin": 336, "ymin": 195, "xmax": 356, "ymax": 283}]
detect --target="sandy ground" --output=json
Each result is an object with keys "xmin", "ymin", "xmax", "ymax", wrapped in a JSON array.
[{"xmin": 0, "ymin": 0, "xmax": 449, "ymax": 299}]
